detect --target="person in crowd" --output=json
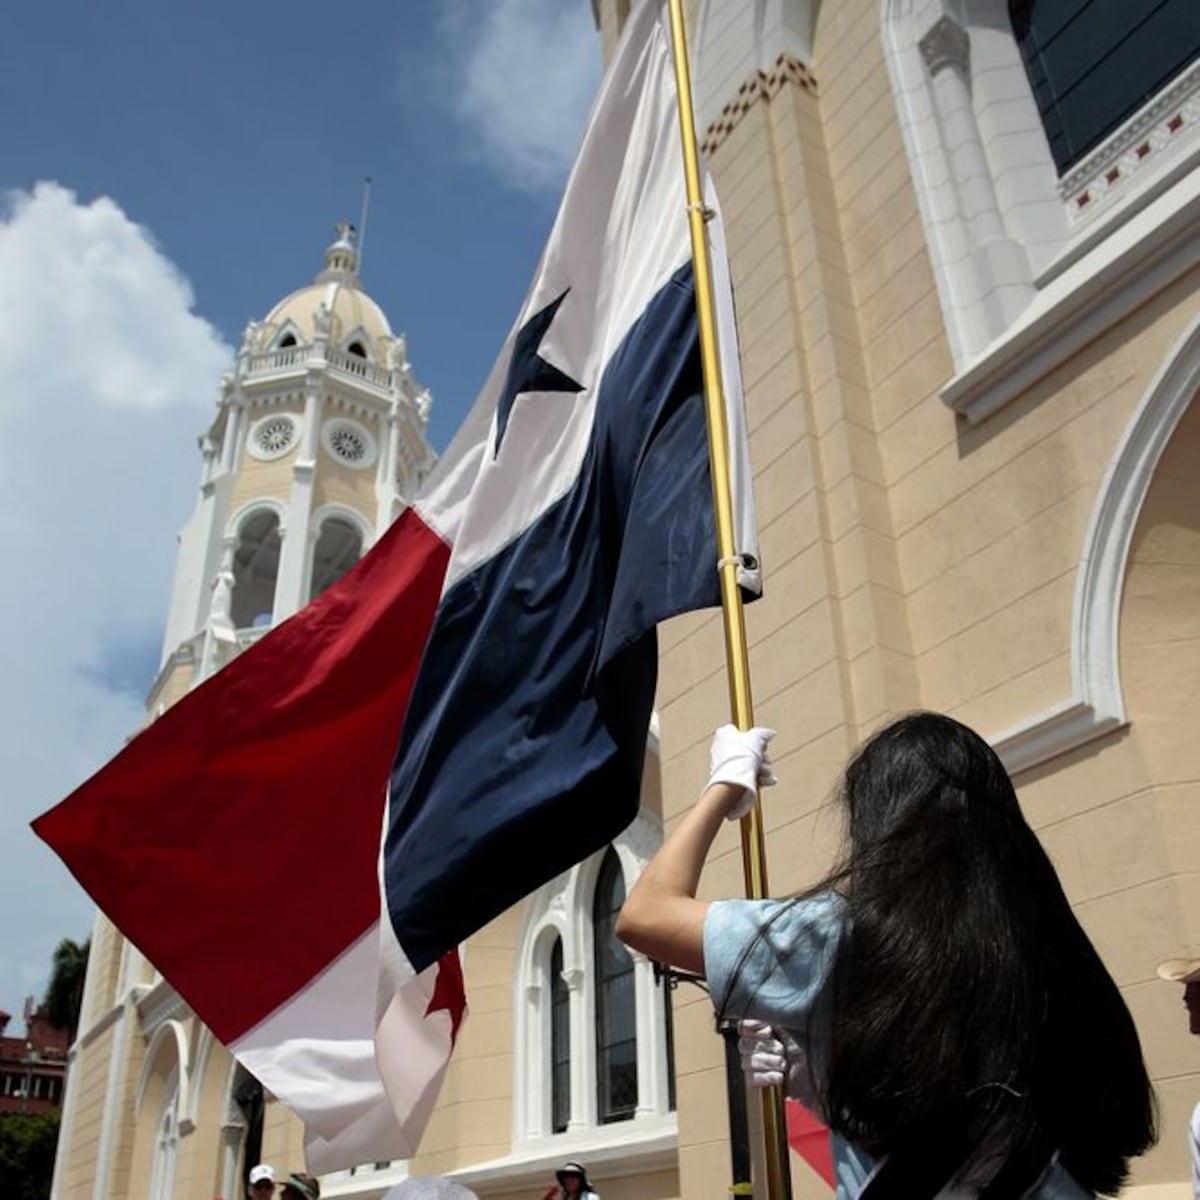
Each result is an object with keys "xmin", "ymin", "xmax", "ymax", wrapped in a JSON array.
[
  {"xmin": 617, "ymin": 714, "xmax": 1157, "ymax": 1198},
  {"xmin": 1157, "ymin": 954, "xmax": 1200, "ymax": 1197},
  {"xmin": 278, "ymin": 1172, "xmax": 320, "ymax": 1200},
  {"xmin": 543, "ymin": 1160, "xmax": 600, "ymax": 1199},
  {"xmin": 247, "ymin": 1164, "xmax": 276, "ymax": 1200}
]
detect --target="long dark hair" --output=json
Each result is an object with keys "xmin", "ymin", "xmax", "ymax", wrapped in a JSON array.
[{"xmin": 811, "ymin": 713, "xmax": 1155, "ymax": 1197}]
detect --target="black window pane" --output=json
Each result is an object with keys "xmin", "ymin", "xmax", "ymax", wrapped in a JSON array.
[
  {"xmin": 662, "ymin": 978, "xmax": 677, "ymax": 1112},
  {"xmin": 550, "ymin": 937, "xmax": 570, "ymax": 1133},
  {"xmin": 594, "ymin": 849, "xmax": 638, "ymax": 1123},
  {"xmin": 602, "ymin": 975, "xmax": 636, "ymax": 1041},
  {"xmin": 1012, "ymin": 0, "xmax": 1200, "ymax": 172},
  {"xmin": 602, "ymin": 1038, "xmax": 639, "ymax": 1119}
]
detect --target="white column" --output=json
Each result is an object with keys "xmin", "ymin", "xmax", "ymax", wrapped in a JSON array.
[
  {"xmin": 375, "ymin": 399, "xmax": 402, "ymax": 538},
  {"xmin": 91, "ymin": 987, "xmax": 144, "ymax": 1200},
  {"xmin": 564, "ymin": 965, "xmax": 593, "ymax": 1130},
  {"xmin": 218, "ymin": 400, "xmax": 244, "ymax": 476},
  {"xmin": 631, "ymin": 951, "xmax": 666, "ymax": 1117},
  {"xmin": 218, "ymin": 1116, "xmax": 246, "ymax": 1200},
  {"xmin": 919, "ymin": 13, "xmax": 1033, "ymax": 344},
  {"xmin": 920, "ymin": 16, "xmax": 1005, "ymax": 245},
  {"xmin": 273, "ymin": 384, "xmax": 320, "ymax": 620},
  {"xmin": 517, "ymin": 980, "xmax": 548, "ymax": 1139}
]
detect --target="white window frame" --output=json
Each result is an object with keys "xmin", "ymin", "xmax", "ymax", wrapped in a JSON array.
[
  {"xmin": 512, "ymin": 808, "xmax": 675, "ymax": 1150},
  {"xmin": 305, "ymin": 503, "xmax": 372, "ymax": 604},
  {"xmin": 883, "ymin": 0, "xmax": 1200, "ymax": 423},
  {"xmin": 147, "ymin": 1074, "xmax": 180, "ymax": 1200}
]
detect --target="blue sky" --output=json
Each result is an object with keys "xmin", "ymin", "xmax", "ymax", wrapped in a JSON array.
[
  {"xmin": 0, "ymin": 0, "xmax": 600, "ymax": 449},
  {"xmin": 0, "ymin": 0, "xmax": 601, "ymax": 1021}
]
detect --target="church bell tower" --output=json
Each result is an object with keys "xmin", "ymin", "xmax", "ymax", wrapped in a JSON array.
[{"xmin": 154, "ymin": 222, "xmax": 437, "ymax": 700}]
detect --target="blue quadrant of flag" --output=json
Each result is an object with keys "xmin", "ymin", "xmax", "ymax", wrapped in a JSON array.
[{"xmin": 385, "ymin": 263, "xmax": 721, "ymax": 972}]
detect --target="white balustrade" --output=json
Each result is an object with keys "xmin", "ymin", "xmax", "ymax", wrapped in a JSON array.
[
  {"xmin": 245, "ymin": 346, "xmax": 309, "ymax": 377},
  {"xmin": 326, "ymin": 348, "xmax": 393, "ymax": 389},
  {"xmin": 244, "ymin": 345, "xmax": 394, "ymax": 394}
]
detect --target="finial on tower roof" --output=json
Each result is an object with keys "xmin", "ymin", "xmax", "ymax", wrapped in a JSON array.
[{"xmin": 317, "ymin": 221, "xmax": 360, "ymax": 284}]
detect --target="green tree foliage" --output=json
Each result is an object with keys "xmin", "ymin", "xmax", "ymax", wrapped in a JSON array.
[
  {"xmin": 42, "ymin": 938, "xmax": 89, "ymax": 1040},
  {"xmin": 0, "ymin": 1111, "xmax": 60, "ymax": 1200}
]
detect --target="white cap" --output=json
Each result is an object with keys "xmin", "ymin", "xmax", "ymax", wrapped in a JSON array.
[
  {"xmin": 1158, "ymin": 956, "xmax": 1200, "ymax": 984},
  {"xmin": 249, "ymin": 1165, "xmax": 277, "ymax": 1186}
]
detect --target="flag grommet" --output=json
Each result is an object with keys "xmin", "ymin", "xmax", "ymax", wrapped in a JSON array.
[{"xmin": 717, "ymin": 552, "xmax": 757, "ymax": 573}]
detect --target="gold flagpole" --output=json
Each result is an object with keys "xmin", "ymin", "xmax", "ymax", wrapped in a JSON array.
[{"xmin": 664, "ymin": 2, "xmax": 794, "ymax": 1198}]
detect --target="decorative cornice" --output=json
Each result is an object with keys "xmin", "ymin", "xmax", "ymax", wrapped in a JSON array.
[
  {"xmin": 701, "ymin": 53, "xmax": 818, "ymax": 158},
  {"xmin": 942, "ymin": 177, "xmax": 1200, "ymax": 424},
  {"xmin": 74, "ymin": 997, "xmax": 127, "ymax": 1052},
  {"xmin": 1060, "ymin": 57, "xmax": 1200, "ymax": 220},
  {"xmin": 137, "ymin": 979, "xmax": 190, "ymax": 1035}
]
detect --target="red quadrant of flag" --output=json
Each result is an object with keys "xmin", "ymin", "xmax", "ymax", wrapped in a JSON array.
[{"xmin": 33, "ymin": 507, "xmax": 450, "ymax": 1044}]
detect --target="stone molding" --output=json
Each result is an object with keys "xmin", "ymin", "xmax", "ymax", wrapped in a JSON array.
[
  {"xmin": 918, "ymin": 14, "xmax": 969, "ymax": 76},
  {"xmin": 1061, "ymin": 57, "xmax": 1200, "ymax": 222},
  {"xmin": 701, "ymin": 53, "xmax": 818, "ymax": 158},
  {"xmin": 992, "ymin": 314, "xmax": 1200, "ymax": 774}
]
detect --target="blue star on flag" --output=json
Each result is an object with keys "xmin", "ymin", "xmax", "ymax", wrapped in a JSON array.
[{"xmin": 493, "ymin": 289, "xmax": 584, "ymax": 457}]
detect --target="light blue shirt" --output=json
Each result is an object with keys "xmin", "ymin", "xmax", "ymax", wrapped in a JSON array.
[{"xmin": 703, "ymin": 895, "xmax": 1090, "ymax": 1199}]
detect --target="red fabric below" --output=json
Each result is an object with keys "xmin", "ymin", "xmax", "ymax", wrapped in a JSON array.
[
  {"xmin": 787, "ymin": 1099, "xmax": 835, "ymax": 1187},
  {"xmin": 33, "ymin": 508, "xmax": 450, "ymax": 1044}
]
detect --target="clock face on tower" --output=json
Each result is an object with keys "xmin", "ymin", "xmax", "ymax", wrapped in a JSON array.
[{"xmin": 247, "ymin": 413, "xmax": 299, "ymax": 462}]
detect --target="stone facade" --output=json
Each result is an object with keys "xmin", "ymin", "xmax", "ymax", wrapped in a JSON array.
[{"xmin": 654, "ymin": 2, "xmax": 1199, "ymax": 1197}]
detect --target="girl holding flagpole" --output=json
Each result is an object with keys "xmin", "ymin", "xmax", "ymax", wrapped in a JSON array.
[{"xmin": 616, "ymin": 713, "xmax": 1156, "ymax": 1198}]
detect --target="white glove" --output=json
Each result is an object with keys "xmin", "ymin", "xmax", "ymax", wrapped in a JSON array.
[
  {"xmin": 707, "ymin": 724, "xmax": 776, "ymax": 820},
  {"xmin": 738, "ymin": 1019, "xmax": 788, "ymax": 1087},
  {"xmin": 738, "ymin": 1019, "xmax": 811, "ymax": 1102}
]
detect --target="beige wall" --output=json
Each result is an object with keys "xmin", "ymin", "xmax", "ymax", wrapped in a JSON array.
[
  {"xmin": 656, "ymin": 0, "xmax": 1199, "ymax": 1195},
  {"xmin": 227, "ymin": 399, "xmax": 305, "ymax": 519},
  {"xmin": 311, "ymin": 410, "xmax": 382, "ymax": 516},
  {"xmin": 1027, "ymin": 397, "xmax": 1200, "ymax": 1189},
  {"xmin": 59, "ymin": 1025, "xmax": 109, "ymax": 1198}
]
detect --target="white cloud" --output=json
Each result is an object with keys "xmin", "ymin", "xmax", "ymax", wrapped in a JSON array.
[
  {"xmin": 0, "ymin": 182, "xmax": 232, "ymax": 1016},
  {"xmin": 423, "ymin": 0, "xmax": 602, "ymax": 195}
]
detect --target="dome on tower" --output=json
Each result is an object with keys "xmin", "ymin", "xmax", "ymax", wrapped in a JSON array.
[{"xmin": 259, "ymin": 222, "xmax": 394, "ymax": 356}]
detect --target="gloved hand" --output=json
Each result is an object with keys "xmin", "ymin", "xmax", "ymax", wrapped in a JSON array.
[
  {"xmin": 738, "ymin": 1018, "xmax": 788, "ymax": 1087},
  {"xmin": 738, "ymin": 1019, "xmax": 808, "ymax": 1099},
  {"xmin": 707, "ymin": 724, "xmax": 776, "ymax": 820}
]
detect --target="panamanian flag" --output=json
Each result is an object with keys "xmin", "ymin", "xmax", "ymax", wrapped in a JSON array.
[{"xmin": 34, "ymin": 0, "xmax": 759, "ymax": 1173}]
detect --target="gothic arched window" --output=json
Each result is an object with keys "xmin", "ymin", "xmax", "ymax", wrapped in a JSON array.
[
  {"xmin": 1011, "ymin": 0, "xmax": 1200, "ymax": 173},
  {"xmin": 147, "ymin": 1082, "xmax": 179, "ymax": 1200},
  {"xmin": 309, "ymin": 516, "xmax": 364, "ymax": 600},
  {"xmin": 231, "ymin": 509, "xmax": 282, "ymax": 629},
  {"xmin": 593, "ymin": 848, "xmax": 637, "ymax": 1123},
  {"xmin": 549, "ymin": 936, "xmax": 570, "ymax": 1133}
]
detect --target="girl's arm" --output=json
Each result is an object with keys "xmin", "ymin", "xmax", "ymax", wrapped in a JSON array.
[
  {"xmin": 616, "ymin": 725, "xmax": 775, "ymax": 975},
  {"xmin": 615, "ymin": 781, "xmax": 741, "ymax": 974}
]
